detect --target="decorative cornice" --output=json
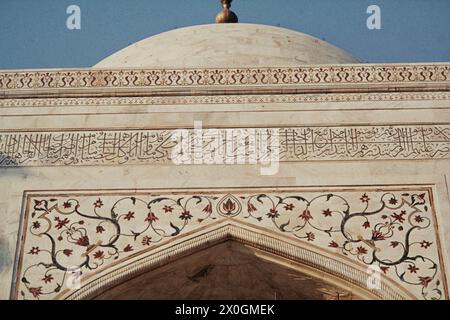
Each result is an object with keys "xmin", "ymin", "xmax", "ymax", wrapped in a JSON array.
[{"xmin": 1, "ymin": 64, "xmax": 449, "ymax": 99}]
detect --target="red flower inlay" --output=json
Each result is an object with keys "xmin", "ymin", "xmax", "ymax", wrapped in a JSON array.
[
  {"xmin": 145, "ymin": 212, "xmax": 159, "ymax": 222},
  {"xmin": 124, "ymin": 211, "xmax": 135, "ymax": 221},
  {"xmin": 42, "ymin": 274, "xmax": 54, "ymax": 284},
  {"xmin": 329, "ymin": 241, "xmax": 339, "ymax": 248},
  {"xmin": 28, "ymin": 287, "xmax": 43, "ymax": 298},
  {"xmin": 419, "ymin": 276, "xmax": 432, "ymax": 287},
  {"xmin": 266, "ymin": 208, "xmax": 279, "ymax": 218},
  {"xmin": 203, "ymin": 204, "xmax": 213, "ymax": 214},
  {"xmin": 28, "ymin": 247, "xmax": 40, "ymax": 255},
  {"xmin": 299, "ymin": 210, "xmax": 313, "ymax": 221},
  {"xmin": 124, "ymin": 244, "xmax": 133, "ymax": 252},
  {"xmin": 420, "ymin": 240, "xmax": 432, "ymax": 249},
  {"xmin": 360, "ymin": 193, "xmax": 370, "ymax": 203},
  {"xmin": 322, "ymin": 208, "xmax": 332, "ymax": 217},
  {"xmin": 391, "ymin": 211, "xmax": 406, "ymax": 223},
  {"xmin": 63, "ymin": 249, "xmax": 73, "ymax": 257},
  {"xmin": 362, "ymin": 221, "xmax": 371, "ymax": 229},
  {"xmin": 76, "ymin": 236, "xmax": 89, "ymax": 247},
  {"xmin": 247, "ymin": 203, "xmax": 257, "ymax": 213},
  {"xmin": 54, "ymin": 217, "xmax": 70, "ymax": 230},
  {"xmin": 389, "ymin": 197, "xmax": 398, "ymax": 205},
  {"xmin": 390, "ymin": 241, "xmax": 400, "ymax": 248},
  {"xmin": 372, "ymin": 230, "xmax": 385, "ymax": 241},
  {"xmin": 179, "ymin": 210, "xmax": 192, "ymax": 221},
  {"xmin": 284, "ymin": 203, "xmax": 295, "ymax": 211},
  {"xmin": 93, "ymin": 198, "xmax": 103, "ymax": 208},
  {"xmin": 142, "ymin": 236, "xmax": 152, "ymax": 246},
  {"xmin": 380, "ymin": 266, "xmax": 389, "ymax": 274},
  {"xmin": 306, "ymin": 232, "xmax": 315, "ymax": 242},
  {"xmin": 223, "ymin": 199, "xmax": 236, "ymax": 213},
  {"xmin": 415, "ymin": 215, "xmax": 424, "ymax": 223},
  {"xmin": 94, "ymin": 250, "xmax": 104, "ymax": 260},
  {"xmin": 408, "ymin": 264, "xmax": 419, "ymax": 274},
  {"xmin": 96, "ymin": 225, "xmax": 105, "ymax": 234},
  {"xmin": 63, "ymin": 201, "xmax": 72, "ymax": 209},
  {"xmin": 163, "ymin": 206, "xmax": 174, "ymax": 213},
  {"xmin": 357, "ymin": 246, "xmax": 368, "ymax": 255}
]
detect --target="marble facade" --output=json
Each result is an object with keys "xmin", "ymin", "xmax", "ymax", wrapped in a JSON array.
[{"xmin": 1, "ymin": 24, "xmax": 450, "ymax": 300}]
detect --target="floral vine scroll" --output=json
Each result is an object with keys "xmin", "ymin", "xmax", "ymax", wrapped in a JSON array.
[{"xmin": 15, "ymin": 187, "xmax": 447, "ymax": 300}]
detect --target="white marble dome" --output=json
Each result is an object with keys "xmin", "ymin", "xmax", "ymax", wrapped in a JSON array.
[{"xmin": 94, "ymin": 23, "xmax": 359, "ymax": 68}]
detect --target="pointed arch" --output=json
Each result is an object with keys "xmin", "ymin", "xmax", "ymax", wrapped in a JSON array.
[{"xmin": 59, "ymin": 221, "xmax": 415, "ymax": 300}]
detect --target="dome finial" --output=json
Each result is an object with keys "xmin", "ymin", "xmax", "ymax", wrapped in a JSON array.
[{"xmin": 216, "ymin": 0, "xmax": 238, "ymax": 23}]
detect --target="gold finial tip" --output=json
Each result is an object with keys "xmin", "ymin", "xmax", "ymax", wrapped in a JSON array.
[{"xmin": 215, "ymin": 0, "xmax": 238, "ymax": 23}]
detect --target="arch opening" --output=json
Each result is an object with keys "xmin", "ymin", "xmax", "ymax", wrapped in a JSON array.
[
  {"xmin": 62, "ymin": 221, "xmax": 415, "ymax": 300},
  {"xmin": 93, "ymin": 241, "xmax": 363, "ymax": 300}
]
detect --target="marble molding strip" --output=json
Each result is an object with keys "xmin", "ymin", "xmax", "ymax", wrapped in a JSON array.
[
  {"xmin": 1, "ymin": 92, "xmax": 450, "ymax": 108},
  {"xmin": 1, "ymin": 64, "xmax": 449, "ymax": 98}
]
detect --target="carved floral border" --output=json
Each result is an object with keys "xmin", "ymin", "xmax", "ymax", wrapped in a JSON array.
[{"xmin": 1, "ymin": 64, "xmax": 449, "ymax": 98}]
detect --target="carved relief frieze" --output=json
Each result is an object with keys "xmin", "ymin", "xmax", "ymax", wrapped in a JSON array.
[{"xmin": 1, "ymin": 65, "xmax": 449, "ymax": 98}]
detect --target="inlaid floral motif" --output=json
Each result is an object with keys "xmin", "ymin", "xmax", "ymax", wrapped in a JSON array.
[{"xmin": 15, "ymin": 188, "xmax": 446, "ymax": 300}]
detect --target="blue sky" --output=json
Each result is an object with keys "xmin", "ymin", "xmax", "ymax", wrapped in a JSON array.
[{"xmin": 0, "ymin": 0, "xmax": 449, "ymax": 69}]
